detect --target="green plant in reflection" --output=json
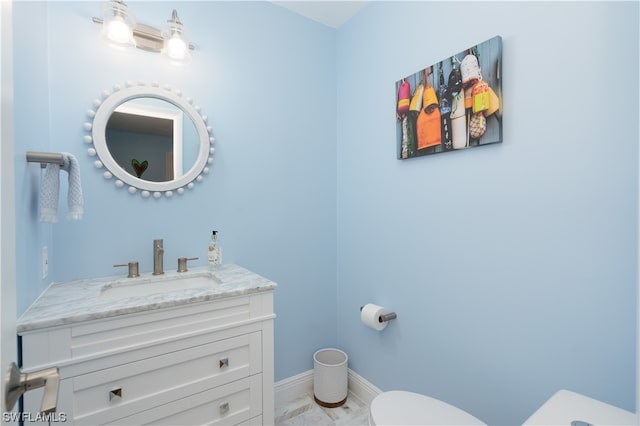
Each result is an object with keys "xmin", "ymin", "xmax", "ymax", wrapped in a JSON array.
[{"xmin": 131, "ymin": 159, "xmax": 148, "ymax": 178}]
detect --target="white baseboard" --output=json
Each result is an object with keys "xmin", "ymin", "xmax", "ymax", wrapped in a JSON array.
[
  {"xmin": 274, "ymin": 369, "xmax": 314, "ymax": 407},
  {"xmin": 275, "ymin": 369, "xmax": 381, "ymax": 407},
  {"xmin": 347, "ymin": 368, "xmax": 382, "ymax": 405}
]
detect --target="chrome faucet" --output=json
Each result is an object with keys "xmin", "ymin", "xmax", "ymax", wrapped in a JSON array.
[{"xmin": 153, "ymin": 239, "xmax": 164, "ymax": 275}]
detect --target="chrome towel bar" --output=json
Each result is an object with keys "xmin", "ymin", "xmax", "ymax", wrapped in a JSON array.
[{"xmin": 26, "ymin": 151, "xmax": 64, "ymax": 168}]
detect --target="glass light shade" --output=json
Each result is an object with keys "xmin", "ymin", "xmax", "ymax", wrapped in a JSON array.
[
  {"xmin": 164, "ymin": 35, "xmax": 188, "ymax": 60},
  {"xmin": 101, "ymin": 0, "xmax": 135, "ymax": 47},
  {"xmin": 161, "ymin": 10, "xmax": 191, "ymax": 64},
  {"xmin": 105, "ymin": 16, "xmax": 132, "ymax": 45}
]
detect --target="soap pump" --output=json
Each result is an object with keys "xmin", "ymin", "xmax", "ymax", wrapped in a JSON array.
[{"xmin": 208, "ymin": 230, "xmax": 221, "ymax": 268}]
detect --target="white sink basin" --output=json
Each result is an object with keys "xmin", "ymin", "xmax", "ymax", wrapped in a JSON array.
[{"xmin": 101, "ymin": 271, "xmax": 221, "ymax": 299}]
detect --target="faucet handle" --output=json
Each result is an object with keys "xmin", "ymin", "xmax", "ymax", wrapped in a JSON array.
[
  {"xmin": 114, "ymin": 261, "xmax": 140, "ymax": 278},
  {"xmin": 177, "ymin": 257, "xmax": 198, "ymax": 273}
]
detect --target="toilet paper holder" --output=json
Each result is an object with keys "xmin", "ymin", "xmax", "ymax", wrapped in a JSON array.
[{"xmin": 360, "ymin": 306, "xmax": 397, "ymax": 323}]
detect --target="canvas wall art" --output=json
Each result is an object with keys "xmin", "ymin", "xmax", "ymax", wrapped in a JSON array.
[{"xmin": 396, "ymin": 36, "xmax": 503, "ymax": 159}]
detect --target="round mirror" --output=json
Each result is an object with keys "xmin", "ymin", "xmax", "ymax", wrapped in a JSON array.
[{"xmin": 84, "ymin": 81, "xmax": 214, "ymax": 198}]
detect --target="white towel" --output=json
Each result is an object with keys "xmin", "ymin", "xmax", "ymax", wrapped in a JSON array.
[
  {"xmin": 39, "ymin": 153, "xmax": 83, "ymax": 223},
  {"xmin": 39, "ymin": 163, "xmax": 61, "ymax": 223},
  {"xmin": 62, "ymin": 153, "xmax": 83, "ymax": 220}
]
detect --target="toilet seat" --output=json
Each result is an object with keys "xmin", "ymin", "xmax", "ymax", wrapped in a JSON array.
[{"xmin": 369, "ymin": 391, "xmax": 486, "ymax": 426}]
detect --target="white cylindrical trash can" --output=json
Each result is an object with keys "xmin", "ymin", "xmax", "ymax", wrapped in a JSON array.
[{"xmin": 313, "ymin": 348, "xmax": 348, "ymax": 407}]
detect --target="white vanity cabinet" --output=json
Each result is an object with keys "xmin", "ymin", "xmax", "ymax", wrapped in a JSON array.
[{"xmin": 19, "ymin": 288, "xmax": 275, "ymax": 425}]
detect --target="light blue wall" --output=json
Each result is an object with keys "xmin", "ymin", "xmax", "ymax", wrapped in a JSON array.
[
  {"xmin": 336, "ymin": 2, "xmax": 638, "ymax": 425},
  {"xmin": 13, "ymin": 1, "xmax": 338, "ymax": 381},
  {"xmin": 12, "ymin": 1, "xmax": 638, "ymax": 425},
  {"xmin": 13, "ymin": 1, "xmax": 52, "ymax": 316}
]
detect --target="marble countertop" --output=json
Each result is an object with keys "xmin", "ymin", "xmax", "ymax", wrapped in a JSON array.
[{"xmin": 17, "ymin": 264, "xmax": 277, "ymax": 333}]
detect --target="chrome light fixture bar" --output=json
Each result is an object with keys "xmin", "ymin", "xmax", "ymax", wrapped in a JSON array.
[{"xmin": 92, "ymin": 0, "xmax": 194, "ymax": 64}]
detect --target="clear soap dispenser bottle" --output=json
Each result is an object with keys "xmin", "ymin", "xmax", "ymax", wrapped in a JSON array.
[{"xmin": 208, "ymin": 230, "xmax": 221, "ymax": 269}]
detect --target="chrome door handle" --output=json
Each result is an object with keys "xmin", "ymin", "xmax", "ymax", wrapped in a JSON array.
[{"xmin": 5, "ymin": 362, "xmax": 59, "ymax": 413}]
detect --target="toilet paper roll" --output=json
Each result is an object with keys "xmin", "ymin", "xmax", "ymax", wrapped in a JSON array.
[{"xmin": 361, "ymin": 303, "xmax": 388, "ymax": 331}]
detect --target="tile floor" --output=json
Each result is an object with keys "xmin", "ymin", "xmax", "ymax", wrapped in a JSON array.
[{"xmin": 275, "ymin": 391, "xmax": 370, "ymax": 426}]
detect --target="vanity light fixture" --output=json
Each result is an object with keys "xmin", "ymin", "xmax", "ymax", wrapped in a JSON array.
[
  {"xmin": 92, "ymin": 0, "xmax": 194, "ymax": 65},
  {"xmin": 162, "ymin": 10, "xmax": 192, "ymax": 64},
  {"xmin": 96, "ymin": 0, "xmax": 135, "ymax": 48}
]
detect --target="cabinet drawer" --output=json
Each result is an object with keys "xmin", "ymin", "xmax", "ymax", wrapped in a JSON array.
[
  {"xmin": 237, "ymin": 415, "xmax": 263, "ymax": 425},
  {"xmin": 74, "ymin": 332, "xmax": 262, "ymax": 424},
  {"xmin": 106, "ymin": 374, "xmax": 262, "ymax": 426},
  {"xmin": 71, "ymin": 297, "xmax": 253, "ymax": 359}
]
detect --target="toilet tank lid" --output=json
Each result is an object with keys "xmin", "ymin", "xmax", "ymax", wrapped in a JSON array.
[
  {"xmin": 522, "ymin": 390, "xmax": 638, "ymax": 425},
  {"xmin": 370, "ymin": 391, "xmax": 486, "ymax": 426}
]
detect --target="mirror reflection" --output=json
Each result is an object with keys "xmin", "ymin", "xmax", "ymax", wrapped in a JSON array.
[
  {"xmin": 106, "ymin": 98, "xmax": 199, "ymax": 183},
  {"xmin": 86, "ymin": 82, "xmax": 213, "ymax": 198}
]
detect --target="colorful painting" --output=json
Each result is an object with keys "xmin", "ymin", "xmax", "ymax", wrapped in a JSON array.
[{"xmin": 396, "ymin": 36, "xmax": 503, "ymax": 159}]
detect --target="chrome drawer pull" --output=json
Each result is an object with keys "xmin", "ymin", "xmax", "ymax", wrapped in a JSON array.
[
  {"xmin": 219, "ymin": 402, "xmax": 230, "ymax": 415},
  {"xmin": 219, "ymin": 357, "xmax": 229, "ymax": 368},
  {"xmin": 109, "ymin": 388, "xmax": 122, "ymax": 401}
]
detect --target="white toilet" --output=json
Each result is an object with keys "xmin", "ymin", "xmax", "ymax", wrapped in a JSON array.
[
  {"xmin": 522, "ymin": 389, "xmax": 638, "ymax": 425},
  {"xmin": 369, "ymin": 390, "xmax": 486, "ymax": 426}
]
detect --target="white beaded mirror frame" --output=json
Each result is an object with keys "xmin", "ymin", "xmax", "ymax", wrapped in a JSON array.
[{"xmin": 84, "ymin": 81, "xmax": 215, "ymax": 198}]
